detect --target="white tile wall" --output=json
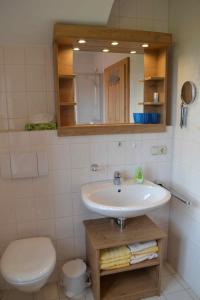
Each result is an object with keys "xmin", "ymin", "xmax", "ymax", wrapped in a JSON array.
[
  {"xmin": 0, "ymin": 0, "xmax": 173, "ymax": 290},
  {"xmin": 169, "ymin": 130, "xmax": 200, "ymax": 297},
  {"xmin": 168, "ymin": 0, "xmax": 200, "ymax": 297},
  {"xmin": 0, "ymin": 0, "xmax": 169, "ymax": 130},
  {"xmin": 107, "ymin": 0, "xmax": 169, "ymax": 32},
  {"xmin": 0, "ymin": 45, "xmax": 55, "ymax": 131},
  {"xmin": 0, "ymin": 127, "xmax": 173, "ymax": 288}
]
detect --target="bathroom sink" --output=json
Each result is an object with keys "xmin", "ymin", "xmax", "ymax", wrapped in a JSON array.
[{"xmin": 81, "ymin": 180, "xmax": 171, "ymax": 219}]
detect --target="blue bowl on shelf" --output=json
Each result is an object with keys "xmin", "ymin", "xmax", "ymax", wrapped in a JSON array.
[
  {"xmin": 133, "ymin": 112, "xmax": 160, "ymax": 124},
  {"xmin": 133, "ymin": 113, "xmax": 142, "ymax": 123},
  {"xmin": 150, "ymin": 112, "xmax": 160, "ymax": 124},
  {"xmin": 133, "ymin": 113, "xmax": 151, "ymax": 124},
  {"xmin": 143, "ymin": 113, "xmax": 150, "ymax": 124}
]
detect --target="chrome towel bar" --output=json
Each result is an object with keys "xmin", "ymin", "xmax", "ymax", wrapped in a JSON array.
[{"xmin": 156, "ymin": 183, "xmax": 191, "ymax": 206}]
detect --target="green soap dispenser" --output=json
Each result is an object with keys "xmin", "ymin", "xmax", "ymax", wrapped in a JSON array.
[{"xmin": 134, "ymin": 167, "xmax": 144, "ymax": 184}]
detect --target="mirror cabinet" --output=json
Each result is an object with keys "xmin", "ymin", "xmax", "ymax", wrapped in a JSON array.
[{"xmin": 53, "ymin": 24, "xmax": 172, "ymax": 136}]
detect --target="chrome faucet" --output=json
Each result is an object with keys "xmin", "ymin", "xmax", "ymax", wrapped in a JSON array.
[{"xmin": 113, "ymin": 171, "xmax": 121, "ymax": 186}]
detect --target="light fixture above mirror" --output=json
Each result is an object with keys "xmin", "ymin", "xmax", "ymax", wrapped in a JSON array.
[
  {"xmin": 78, "ymin": 39, "xmax": 86, "ymax": 44},
  {"xmin": 111, "ymin": 41, "xmax": 119, "ymax": 46},
  {"xmin": 102, "ymin": 48, "xmax": 109, "ymax": 52},
  {"xmin": 142, "ymin": 43, "xmax": 149, "ymax": 48}
]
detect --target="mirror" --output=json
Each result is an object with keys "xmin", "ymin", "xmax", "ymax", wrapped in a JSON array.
[
  {"xmin": 54, "ymin": 24, "xmax": 172, "ymax": 135},
  {"xmin": 181, "ymin": 81, "xmax": 196, "ymax": 104},
  {"xmin": 73, "ymin": 51, "xmax": 144, "ymax": 125}
]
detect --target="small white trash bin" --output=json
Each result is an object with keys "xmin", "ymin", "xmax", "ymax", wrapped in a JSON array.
[{"xmin": 62, "ymin": 259, "xmax": 91, "ymax": 298}]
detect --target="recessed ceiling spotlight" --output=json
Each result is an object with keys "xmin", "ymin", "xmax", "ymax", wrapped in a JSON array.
[
  {"xmin": 111, "ymin": 41, "xmax": 119, "ymax": 46},
  {"xmin": 102, "ymin": 49, "xmax": 109, "ymax": 52},
  {"xmin": 78, "ymin": 39, "xmax": 86, "ymax": 44},
  {"xmin": 142, "ymin": 43, "xmax": 149, "ymax": 48},
  {"xmin": 130, "ymin": 50, "xmax": 136, "ymax": 54},
  {"xmin": 73, "ymin": 47, "xmax": 80, "ymax": 51}
]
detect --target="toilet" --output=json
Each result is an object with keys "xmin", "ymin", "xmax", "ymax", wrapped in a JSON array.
[{"xmin": 0, "ymin": 237, "xmax": 56, "ymax": 292}]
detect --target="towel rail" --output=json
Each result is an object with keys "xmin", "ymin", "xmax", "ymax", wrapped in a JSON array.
[{"xmin": 156, "ymin": 183, "xmax": 191, "ymax": 206}]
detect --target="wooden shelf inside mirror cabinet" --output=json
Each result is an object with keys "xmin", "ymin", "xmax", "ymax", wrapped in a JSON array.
[
  {"xmin": 55, "ymin": 42, "xmax": 76, "ymax": 127},
  {"xmin": 60, "ymin": 105, "xmax": 76, "ymax": 126},
  {"xmin": 60, "ymin": 102, "xmax": 77, "ymax": 106},
  {"xmin": 139, "ymin": 77, "xmax": 165, "ymax": 82},
  {"xmin": 59, "ymin": 74, "xmax": 75, "ymax": 79},
  {"xmin": 138, "ymin": 102, "xmax": 164, "ymax": 106},
  {"xmin": 59, "ymin": 78, "xmax": 75, "ymax": 102}
]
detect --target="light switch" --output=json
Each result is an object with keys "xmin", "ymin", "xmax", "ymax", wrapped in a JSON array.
[{"xmin": 151, "ymin": 145, "xmax": 167, "ymax": 155}]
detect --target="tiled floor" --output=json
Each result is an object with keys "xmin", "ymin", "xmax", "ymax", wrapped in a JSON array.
[{"xmin": 0, "ymin": 263, "xmax": 199, "ymax": 300}]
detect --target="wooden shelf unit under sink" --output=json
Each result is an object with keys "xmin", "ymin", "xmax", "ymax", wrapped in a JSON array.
[{"xmin": 84, "ymin": 216, "xmax": 166, "ymax": 300}]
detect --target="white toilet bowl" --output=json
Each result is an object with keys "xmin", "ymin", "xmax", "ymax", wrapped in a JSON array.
[{"xmin": 0, "ymin": 237, "xmax": 56, "ymax": 292}]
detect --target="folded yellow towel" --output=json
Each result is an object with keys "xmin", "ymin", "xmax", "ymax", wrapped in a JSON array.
[
  {"xmin": 133, "ymin": 246, "xmax": 158, "ymax": 256},
  {"xmin": 100, "ymin": 254, "xmax": 131, "ymax": 264},
  {"xmin": 101, "ymin": 259, "xmax": 130, "ymax": 270},
  {"xmin": 100, "ymin": 246, "xmax": 130, "ymax": 262}
]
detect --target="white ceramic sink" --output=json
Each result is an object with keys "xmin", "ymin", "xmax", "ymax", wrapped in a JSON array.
[{"xmin": 81, "ymin": 180, "xmax": 171, "ymax": 219}]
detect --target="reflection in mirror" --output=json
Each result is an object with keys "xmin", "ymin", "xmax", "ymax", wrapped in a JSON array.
[
  {"xmin": 181, "ymin": 81, "xmax": 196, "ymax": 105},
  {"xmin": 73, "ymin": 51, "xmax": 144, "ymax": 125}
]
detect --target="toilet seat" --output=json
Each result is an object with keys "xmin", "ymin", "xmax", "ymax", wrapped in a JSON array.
[{"xmin": 0, "ymin": 237, "xmax": 56, "ymax": 285}]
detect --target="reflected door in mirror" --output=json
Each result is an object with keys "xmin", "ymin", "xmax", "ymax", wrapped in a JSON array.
[
  {"xmin": 73, "ymin": 52, "xmax": 140, "ymax": 125},
  {"xmin": 104, "ymin": 58, "xmax": 130, "ymax": 124}
]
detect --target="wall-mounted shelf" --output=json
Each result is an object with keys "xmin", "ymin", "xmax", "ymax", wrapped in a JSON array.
[
  {"xmin": 54, "ymin": 44, "xmax": 77, "ymax": 127},
  {"xmin": 84, "ymin": 216, "xmax": 166, "ymax": 300},
  {"xmin": 141, "ymin": 49, "xmax": 167, "ymax": 125},
  {"xmin": 145, "ymin": 76, "xmax": 164, "ymax": 81},
  {"xmin": 138, "ymin": 102, "xmax": 164, "ymax": 106},
  {"xmin": 60, "ymin": 102, "xmax": 77, "ymax": 106},
  {"xmin": 59, "ymin": 74, "xmax": 75, "ymax": 79},
  {"xmin": 139, "ymin": 77, "xmax": 165, "ymax": 83}
]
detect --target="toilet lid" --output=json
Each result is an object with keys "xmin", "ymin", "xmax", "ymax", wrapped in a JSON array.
[{"xmin": 0, "ymin": 237, "xmax": 56, "ymax": 284}]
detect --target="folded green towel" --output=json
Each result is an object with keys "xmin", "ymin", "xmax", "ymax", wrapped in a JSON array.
[{"xmin": 25, "ymin": 122, "xmax": 57, "ymax": 131}]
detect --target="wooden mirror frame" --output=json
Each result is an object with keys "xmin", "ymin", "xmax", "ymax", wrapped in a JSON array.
[{"xmin": 53, "ymin": 24, "xmax": 172, "ymax": 136}]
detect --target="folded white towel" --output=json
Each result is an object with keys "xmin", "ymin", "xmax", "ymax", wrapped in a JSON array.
[
  {"xmin": 128, "ymin": 240, "xmax": 157, "ymax": 253},
  {"xmin": 130, "ymin": 253, "xmax": 158, "ymax": 264}
]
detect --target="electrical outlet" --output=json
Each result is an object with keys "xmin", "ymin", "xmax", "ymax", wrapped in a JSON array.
[{"xmin": 151, "ymin": 145, "xmax": 167, "ymax": 155}]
